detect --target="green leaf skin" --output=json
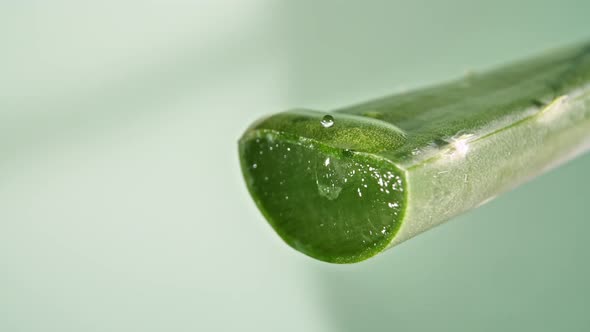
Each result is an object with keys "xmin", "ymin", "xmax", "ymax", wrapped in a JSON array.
[{"xmin": 239, "ymin": 42, "xmax": 590, "ymax": 263}]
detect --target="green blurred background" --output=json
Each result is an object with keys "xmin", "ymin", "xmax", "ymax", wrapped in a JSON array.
[{"xmin": 2, "ymin": 1, "xmax": 590, "ymax": 331}]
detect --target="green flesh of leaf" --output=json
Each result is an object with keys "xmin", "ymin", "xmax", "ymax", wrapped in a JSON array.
[{"xmin": 239, "ymin": 42, "xmax": 590, "ymax": 263}]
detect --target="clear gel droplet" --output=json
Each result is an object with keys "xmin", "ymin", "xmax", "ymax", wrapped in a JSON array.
[{"xmin": 320, "ymin": 115, "xmax": 335, "ymax": 128}]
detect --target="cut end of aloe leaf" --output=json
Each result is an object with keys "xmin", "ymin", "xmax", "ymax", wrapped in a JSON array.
[{"xmin": 239, "ymin": 111, "xmax": 408, "ymax": 263}]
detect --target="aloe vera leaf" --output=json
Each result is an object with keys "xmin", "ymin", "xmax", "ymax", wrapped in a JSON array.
[{"xmin": 238, "ymin": 42, "xmax": 590, "ymax": 263}]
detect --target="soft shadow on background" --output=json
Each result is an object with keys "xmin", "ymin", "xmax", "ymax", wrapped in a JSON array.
[
  {"xmin": 281, "ymin": 1, "xmax": 590, "ymax": 331},
  {"xmin": 1, "ymin": 1, "xmax": 590, "ymax": 331}
]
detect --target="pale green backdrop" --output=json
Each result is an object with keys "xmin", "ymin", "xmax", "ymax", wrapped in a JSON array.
[{"xmin": 1, "ymin": 1, "xmax": 589, "ymax": 331}]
